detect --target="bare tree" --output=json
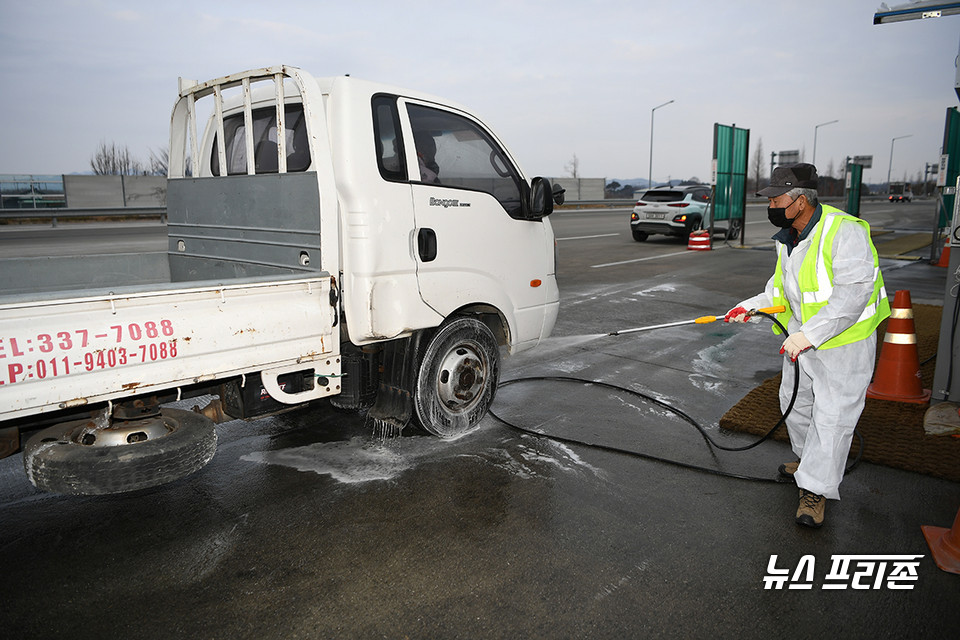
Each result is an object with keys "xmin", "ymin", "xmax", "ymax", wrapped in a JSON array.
[
  {"xmin": 147, "ymin": 147, "xmax": 169, "ymax": 176},
  {"xmin": 90, "ymin": 141, "xmax": 144, "ymax": 175},
  {"xmin": 751, "ymin": 138, "xmax": 765, "ymax": 192},
  {"xmin": 565, "ymin": 153, "xmax": 580, "ymax": 179}
]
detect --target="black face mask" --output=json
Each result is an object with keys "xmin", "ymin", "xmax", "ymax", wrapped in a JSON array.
[{"xmin": 767, "ymin": 196, "xmax": 799, "ymax": 229}]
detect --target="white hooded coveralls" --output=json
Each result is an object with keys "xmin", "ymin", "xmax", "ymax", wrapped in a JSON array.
[{"xmin": 739, "ymin": 205, "xmax": 887, "ymax": 499}]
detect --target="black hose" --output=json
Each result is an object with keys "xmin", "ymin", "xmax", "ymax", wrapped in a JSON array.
[{"xmin": 489, "ymin": 311, "xmax": 864, "ymax": 483}]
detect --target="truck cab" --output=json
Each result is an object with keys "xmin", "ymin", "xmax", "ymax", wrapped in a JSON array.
[{"xmin": 168, "ymin": 68, "xmax": 558, "ymax": 348}]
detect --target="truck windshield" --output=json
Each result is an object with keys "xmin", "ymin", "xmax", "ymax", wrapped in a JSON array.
[{"xmin": 211, "ymin": 104, "xmax": 310, "ymax": 175}]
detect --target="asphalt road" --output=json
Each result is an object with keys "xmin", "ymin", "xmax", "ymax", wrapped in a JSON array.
[{"xmin": 1, "ymin": 201, "xmax": 958, "ymax": 639}]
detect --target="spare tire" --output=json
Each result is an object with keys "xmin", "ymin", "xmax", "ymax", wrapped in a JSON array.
[{"xmin": 23, "ymin": 408, "xmax": 217, "ymax": 495}]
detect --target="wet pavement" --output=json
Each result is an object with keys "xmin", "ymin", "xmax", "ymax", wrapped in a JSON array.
[{"xmin": 1, "ymin": 206, "xmax": 959, "ymax": 638}]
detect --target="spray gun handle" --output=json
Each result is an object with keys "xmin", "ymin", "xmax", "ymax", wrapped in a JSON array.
[{"xmin": 748, "ymin": 305, "xmax": 786, "ymax": 317}]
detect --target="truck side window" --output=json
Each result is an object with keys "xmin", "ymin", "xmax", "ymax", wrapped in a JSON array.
[
  {"xmin": 407, "ymin": 103, "xmax": 524, "ymax": 218},
  {"xmin": 372, "ymin": 95, "xmax": 407, "ymax": 181},
  {"xmin": 212, "ymin": 104, "xmax": 310, "ymax": 175}
]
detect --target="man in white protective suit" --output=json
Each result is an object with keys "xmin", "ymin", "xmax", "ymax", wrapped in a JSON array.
[{"xmin": 725, "ymin": 163, "xmax": 889, "ymax": 528}]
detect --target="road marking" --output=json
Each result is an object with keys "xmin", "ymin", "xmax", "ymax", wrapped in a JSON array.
[
  {"xmin": 558, "ymin": 233, "xmax": 620, "ymax": 241},
  {"xmin": 591, "ymin": 249, "xmax": 705, "ymax": 269}
]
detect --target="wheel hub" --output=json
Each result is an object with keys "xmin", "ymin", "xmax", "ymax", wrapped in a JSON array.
[
  {"xmin": 74, "ymin": 414, "xmax": 177, "ymax": 447},
  {"xmin": 436, "ymin": 344, "xmax": 486, "ymax": 412}
]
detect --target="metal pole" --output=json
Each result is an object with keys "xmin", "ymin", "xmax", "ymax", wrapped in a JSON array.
[
  {"xmin": 812, "ymin": 119, "xmax": 839, "ymax": 167},
  {"xmin": 649, "ymin": 100, "xmax": 674, "ymax": 188},
  {"xmin": 931, "ymin": 191, "xmax": 947, "ymax": 263},
  {"xmin": 887, "ymin": 134, "xmax": 913, "ymax": 193},
  {"xmin": 739, "ymin": 127, "xmax": 749, "ymax": 245}
]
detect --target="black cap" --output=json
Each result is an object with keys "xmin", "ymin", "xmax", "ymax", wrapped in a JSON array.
[{"xmin": 758, "ymin": 163, "xmax": 819, "ymax": 197}]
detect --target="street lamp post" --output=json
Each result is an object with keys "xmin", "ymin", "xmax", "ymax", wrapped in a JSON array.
[
  {"xmin": 886, "ymin": 134, "xmax": 913, "ymax": 193},
  {"xmin": 812, "ymin": 119, "xmax": 839, "ymax": 167},
  {"xmin": 649, "ymin": 100, "xmax": 674, "ymax": 188}
]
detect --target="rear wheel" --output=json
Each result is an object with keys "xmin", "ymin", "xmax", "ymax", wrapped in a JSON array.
[
  {"xmin": 413, "ymin": 317, "xmax": 500, "ymax": 439},
  {"xmin": 726, "ymin": 219, "xmax": 742, "ymax": 240},
  {"xmin": 23, "ymin": 408, "xmax": 217, "ymax": 495},
  {"xmin": 632, "ymin": 229, "xmax": 649, "ymax": 242}
]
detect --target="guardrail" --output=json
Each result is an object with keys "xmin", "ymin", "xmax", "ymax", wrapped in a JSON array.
[{"xmin": 0, "ymin": 206, "xmax": 166, "ymax": 227}]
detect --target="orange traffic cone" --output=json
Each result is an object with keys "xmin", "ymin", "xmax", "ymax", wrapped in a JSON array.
[
  {"xmin": 922, "ymin": 506, "xmax": 960, "ymax": 574},
  {"xmin": 935, "ymin": 238, "xmax": 951, "ymax": 267},
  {"xmin": 866, "ymin": 289, "xmax": 931, "ymax": 404}
]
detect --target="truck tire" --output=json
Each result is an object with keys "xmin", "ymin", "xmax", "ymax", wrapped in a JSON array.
[
  {"xmin": 413, "ymin": 317, "xmax": 500, "ymax": 439},
  {"xmin": 22, "ymin": 409, "xmax": 217, "ymax": 495}
]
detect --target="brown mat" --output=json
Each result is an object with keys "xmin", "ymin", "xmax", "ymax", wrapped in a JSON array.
[
  {"xmin": 719, "ymin": 304, "xmax": 960, "ymax": 482},
  {"xmin": 873, "ymin": 233, "xmax": 932, "ymax": 258}
]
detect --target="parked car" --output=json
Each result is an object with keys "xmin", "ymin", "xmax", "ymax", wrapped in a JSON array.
[{"xmin": 630, "ymin": 185, "xmax": 711, "ymax": 241}]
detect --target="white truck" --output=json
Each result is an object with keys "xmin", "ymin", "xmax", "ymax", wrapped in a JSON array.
[{"xmin": 0, "ymin": 65, "xmax": 561, "ymax": 495}]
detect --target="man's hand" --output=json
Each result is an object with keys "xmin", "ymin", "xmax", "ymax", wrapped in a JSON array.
[
  {"xmin": 780, "ymin": 332, "xmax": 813, "ymax": 361},
  {"xmin": 724, "ymin": 306, "xmax": 749, "ymax": 323}
]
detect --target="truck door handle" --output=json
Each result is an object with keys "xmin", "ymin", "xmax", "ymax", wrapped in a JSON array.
[{"xmin": 418, "ymin": 228, "xmax": 437, "ymax": 262}]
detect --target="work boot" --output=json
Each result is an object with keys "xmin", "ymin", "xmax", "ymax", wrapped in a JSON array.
[
  {"xmin": 778, "ymin": 460, "xmax": 799, "ymax": 479},
  {"xmin": 796, "ymin": 489, "xmax": 825, "ymax": 528}
]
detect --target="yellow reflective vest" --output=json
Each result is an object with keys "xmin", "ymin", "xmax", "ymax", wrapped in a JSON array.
[{"xmin": 771, "ymin": 206, "xmax": 890, "ymax": 349}]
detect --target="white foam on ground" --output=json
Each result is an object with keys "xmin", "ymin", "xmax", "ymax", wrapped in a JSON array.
[
  {"xmin": 458, "ymin": 437, "xmax": 606, "ymax": 482},
  {"xmin": 242, "ymin": 429, "xmax": 606, "ymax": 485},
  {"xmin": 633, "ymin": 283, "xmax": 678, "ymax": 297},
  {"xmin": 241, "ymin": 436, "xmax": 443, "ymax": 484}
]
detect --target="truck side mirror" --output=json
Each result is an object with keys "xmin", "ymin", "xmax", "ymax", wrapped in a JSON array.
[{"xmin": 528, "ymin": 177, "xmax": 559, "ymax": 219}]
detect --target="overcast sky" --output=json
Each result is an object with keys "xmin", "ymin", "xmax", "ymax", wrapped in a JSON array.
[{"xmin": 1, "ymin": 0, "xmax": 957, "ymax": 185}]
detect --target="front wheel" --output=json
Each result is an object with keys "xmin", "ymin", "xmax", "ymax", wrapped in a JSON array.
[{"xmin": 413, "ymin": 317, "xmax": 500, "ymax": 439}]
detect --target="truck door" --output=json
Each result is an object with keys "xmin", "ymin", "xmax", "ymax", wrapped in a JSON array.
[{"xmin": 401, "ymin": 100, "xmax": 553, "ymax": 344}]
